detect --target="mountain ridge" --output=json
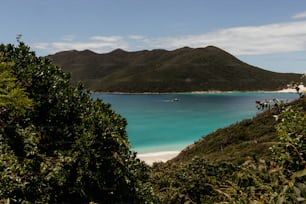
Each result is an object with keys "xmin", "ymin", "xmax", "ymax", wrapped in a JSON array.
[{"xmin": 48, "ymin": 46, "xmax": 305, "ymax": 92}]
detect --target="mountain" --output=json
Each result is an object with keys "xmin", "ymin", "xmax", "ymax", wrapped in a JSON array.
[{"xmin": 48, "ymin": 46, "xmax": 304, "ymax": 92}]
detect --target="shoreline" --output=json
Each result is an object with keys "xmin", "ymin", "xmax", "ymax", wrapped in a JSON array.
[
  {"xmin": 133, "ymin": 143, "xmax": 187, "ymax": 165},
  {"xmin": 137, "ymin": 151, "xmax": 180, "ymax": 165},
  {"xmin": 96, "ymin": 87, "xmax": 304, "ymax": 165},
  {"xmin": 91, "ymin": 87, "xmax": 304, "ymax": 95}
]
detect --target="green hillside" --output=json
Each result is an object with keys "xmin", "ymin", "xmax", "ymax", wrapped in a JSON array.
[
  {"xmin": 149, "ymin": 96, "xmax": 306, "ymax": 203},
  {"xmin": 48, "ymin": 46, "xmax": 305, "ymax": 92},
  {"xmin": 171, "ymin": 103, "xmax": 285, "ymax": 164},
  {"xmin": 170, "ymin": 92, "xmax": 306, "ymax": 164},
  {"xmin": 172, "ymin": 111, "xmax": 278, "ymax": 164}
]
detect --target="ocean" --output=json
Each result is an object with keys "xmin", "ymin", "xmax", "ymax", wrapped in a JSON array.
[{"xmin": 92, "ymin": 92, "xmax": 298, "ymax": 154}]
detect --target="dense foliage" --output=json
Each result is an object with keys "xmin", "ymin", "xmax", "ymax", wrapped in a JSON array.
[{"xmin": 0, "ymin": 42, "xmax": 152, "ymax": 203}]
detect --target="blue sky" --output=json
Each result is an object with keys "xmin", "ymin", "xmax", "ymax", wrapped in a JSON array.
[{"xmin": 2, "ymin": 0, "xmax": 306, "ymax": 73}]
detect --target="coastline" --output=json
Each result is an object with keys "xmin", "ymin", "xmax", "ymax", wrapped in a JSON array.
[
  {"xmin": 133, "ymin": 143, "xmax": 187, "ymax": 165},
  {"xmin": 137, "ymin": 151, "xmax": 180, "ymax": 165},
  {"xmin": 95, "ymin": 87, "xmax": 305, "ymax": 165},
  {"xmin": 91, "ymin": 87, "xmax": 305, "ymax": 95},
  {"xmin": 276, "ymin": 85, "xmax": 306, "ymax": 93}
]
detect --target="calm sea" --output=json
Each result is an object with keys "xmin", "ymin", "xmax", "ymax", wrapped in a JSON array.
[{"xmin": 92, "ymin": 92, "xmax": 297, "ymax": 153}]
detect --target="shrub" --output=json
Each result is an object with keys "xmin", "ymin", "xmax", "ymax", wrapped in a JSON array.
[{"xmin": 0, "ymin": 42, "xmax": 153, "ymax": 203}]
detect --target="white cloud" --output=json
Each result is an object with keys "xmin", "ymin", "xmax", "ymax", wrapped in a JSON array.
[
  {"xmin": 292, "ymin": 11, "xmax": 306, "ymax": 19},
  {"xmin": 31, "ymin": 42, "xmax": 49, "ymax": 50},
  {"xmin": 142, "ymin": 20, "xmax": 306, "ymax": 55},
  {"xmin": 32, "ymin": 35, "xmax": 129, "ymax": 54},
  {"xmin": 128, "ymin": 35, "xmax": 145, "ymax": 40},
  {"xmin": 89, "ymin": 36, "xmax": 123, "ymax": 42},
  {"xmin": 32, "ymin": 20, "xmax": 306, "ymax": 56}
]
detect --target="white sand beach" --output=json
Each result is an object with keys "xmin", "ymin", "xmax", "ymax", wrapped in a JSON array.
[
  {"xmin": 277, "ymin": 85, "xmax": 306, "ymax": 93},
  {"xmin": 137, "ymin": 151, "xmax": 180, "ymax": 165}
]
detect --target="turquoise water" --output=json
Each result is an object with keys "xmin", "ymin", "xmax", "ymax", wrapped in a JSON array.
[{"xmin": 92, "ymin": 92, "xmax": 297, "ymax": 153}]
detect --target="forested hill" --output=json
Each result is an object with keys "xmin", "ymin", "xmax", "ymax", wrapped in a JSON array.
[{"xmin": 48, "ymin": 46, "xmax": 304, "ymax": 92}]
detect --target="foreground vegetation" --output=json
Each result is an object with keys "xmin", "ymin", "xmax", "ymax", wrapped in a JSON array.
[
  {"xmin": 0, "ymin": 42, "xmax": 152, "ymax": 203},
  {"xmin": 0, "ymin": 42, "xmax": 305, "ymax": 203}
]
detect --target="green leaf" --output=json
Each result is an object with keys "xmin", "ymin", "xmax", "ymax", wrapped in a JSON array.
[{"xmin": 291, "ymin": 167, "xmax": 306, "ymax": 180}]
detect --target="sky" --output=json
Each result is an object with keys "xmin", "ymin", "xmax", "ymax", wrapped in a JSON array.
[{"xmin": 1, "ymin": 0, "xmax": 306, "ymax": 74}]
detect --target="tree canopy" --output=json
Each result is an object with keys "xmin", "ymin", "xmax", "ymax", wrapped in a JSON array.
[{"xmin": 0, "ymin": 42, "xmax": 151, "ymax": 203}]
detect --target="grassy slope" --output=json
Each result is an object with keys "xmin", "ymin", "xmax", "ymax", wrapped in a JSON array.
[
  {"xmin": 149, "ymin": 97, "xmax": 306, "ymax": 203},
  {"xmin": 48, "ymin": 46, "xmax": 305, "ymax": 92},
  {"xmin": 171, "ymin": 97, "xmax": 306, "ymax": 164}
]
